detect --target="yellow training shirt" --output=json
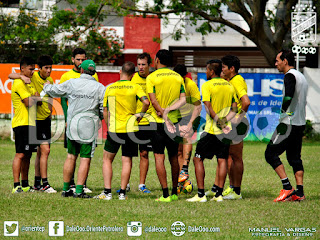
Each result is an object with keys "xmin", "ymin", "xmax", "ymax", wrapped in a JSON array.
[
  {"xmin": 131, "ymin": 72, "xmax": 153, "ymax": 125},
  {"xmin": 11, "ymin": 79, "xmax": 37, "ymax": 128},
  {"xmin": 103, "ymin": 80, "xmax": 147, "ymax": 133},
  {"xmin": 202, "ymin": 78, "xmax": 235, "ymax": 135},
  {"xmin": 60, "ymin": 69, "xmax": 99, "ymax": 84},
  {"xmin": 180, "ymin": 77, "xmax": 200, "ymax": 117},
  {"xmin": 229, "ymin": 74, "xmax": 248, "ymax": 112},
  {"xmin": 146, "ymin": 68, "xmax": 185, "ymax": 123},
  {"xmin": 31, "ymin": 72, "xmax": 54, "ymax": 120}
]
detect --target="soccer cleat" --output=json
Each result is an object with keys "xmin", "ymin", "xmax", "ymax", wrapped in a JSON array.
[
  {"xmin": 22, "ymin": 186, "xmax": 35, "ymax": 192},
  {"xmin": 273, "ymin": 188, "xmax": 294, "ymax": 202},
  {"xmin": 70, "ymin": 185, "xmax": 76, "ymax": 193},
  {"xmin": 33, "ymin": 185, "xmax": 41, "ymax": 191},
  {"xmin": 61, "ymin": 189, "xmax": 74, "ymax": 197},
  {"xmin": 205, "ymin": 190, "xmax": 216, "ymax": 197},
  {"xmin": 139, "ymin": 185, "xmax": 151, "ymax": 193},
  {"xmin": 222, "ymin": 186, "xmax": 233, "ymax": 196},
  {"xmin": 73, "ymin": 192, "xmax": 92, "ymax": 198},
  {"xmin": 40, "ymin": 185, "xmax": 57, "ymax": 193},
  {"xmin": 116, "ymin": 184, "xmax": 130, "ymax": 193},
  {"xmin": 118, "ymin": 193, "xmax": 127, "ymax": 200},
  {"xmin": 186, "ymin": 194, "xmax": 207, "ymax": 202},
  {"xmin": 171, "ymin": 194, "xmax": 178, "ymax": 201},
  {"xmin": 223, "ymin": 191, "xmax": 242, "ymax": 200},
  {"xmin": 12, "ymin": 186, "xmax": 23, "ymax": 194},
  {"xmin": 211, "ymin": 195, "xmax": 223, "ymax": 202},
  {"xmin": 83, "ymin": 185, "xmax": 92, "ymax": 193},
  {"xmin": 284, "ymin": 190, "xmax": 306, "ymax": 202},
  {"xmin": 178, "ymin": 170, "xmax": 189, "ymax": 183},
  {"xmin": 155, "ymin": 196, "xmax": 172, "ymax": 202},
  {"xmin": 94, "ymin": 192, "xmax": 112, "ymax": 200}
]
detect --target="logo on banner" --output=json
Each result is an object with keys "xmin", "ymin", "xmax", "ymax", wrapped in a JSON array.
[{"xmin": 291, "ymin": 4, "xmax": 317, "ymax": 43}]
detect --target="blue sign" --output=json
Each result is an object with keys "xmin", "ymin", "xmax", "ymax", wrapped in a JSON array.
[{"xmin": 197, "ymin": 72, "xmax": 284, "ymax": 141}]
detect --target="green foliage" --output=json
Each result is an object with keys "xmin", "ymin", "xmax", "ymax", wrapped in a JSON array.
[{"xmin": 0, "ymin": 2, "xmax": 123, "ymax": 64}]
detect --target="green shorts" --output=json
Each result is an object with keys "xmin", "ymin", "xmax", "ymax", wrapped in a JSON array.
[{"xmin": 67, "ymin": 139, "xmax": 95, "ymax": 158}]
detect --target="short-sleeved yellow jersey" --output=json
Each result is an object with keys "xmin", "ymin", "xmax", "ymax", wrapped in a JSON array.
[
  {"xmin": 202, "ymin": 77, "xmax": 235, "ymax": 135},
  {"xmin": 11, "ymin": 79, "xmax": 37, "ymax": 128},
  {"xmin": 146, "ymin": 68, "xmax": 185, "ymax": 123},
  {"xmin": 131, "ymin": 72, "xmax": 153, "ymax": 125},
  {"xmin": 229, "ymin": 74, "xmax": 248, "ymax": 112},
  {"xmin": 180, "ymin": 77, "xmax": 200, "ymax": 117},
  {"xmin": 60, "ymin": 69, "xmax": 99, "ymax": 84},
  {"xmin": 31, "ymin": 72, "xmax": 54, "ymax": 120},
  {"xmin": 103, "ymin": 80, "xmax": 147, "ymax": 133}
]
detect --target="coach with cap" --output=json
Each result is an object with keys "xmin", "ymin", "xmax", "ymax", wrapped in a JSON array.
[{"xmin": 42, "ymin": 59, "xmax": 106, "ymax": 198}]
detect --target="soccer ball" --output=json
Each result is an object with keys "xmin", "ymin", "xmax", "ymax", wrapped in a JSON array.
[
  {"xmin": 216, "ymin": 116, "xmax": 250, "ymax": 145},
  {"xmin": 178, "ymin": 180, "xmax": 193, "ymax": 194},
  {"xmin": 253, "ymin": 107, "xmax": 281, "ymax": 142}
]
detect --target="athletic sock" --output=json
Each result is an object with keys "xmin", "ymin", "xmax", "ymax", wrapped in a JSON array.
[
  {"xmin": 42, "ymin": 178, "xmax": 49, "ymax": 187},
  {"xmin": 162, "ymin": 188, "xmax": 169, "ymax": 198},
  {"xmin": 281, "ymin": 178, "xmax": 292, "ymax": 190},
  {"xmin": 182, "ymin": 165, "xmax": 188, "ymax": 173},
  {"xmin": 172, "ymin": 187, "xmax": 177, "ymax": 196},
  {"xmin": 139, "ymin": 184, "xmax": 145, "ymax": 189},
  {"xmin": 215, "ymin": 187, "xmax": 223, "ymax": 197},
  {"xmin": 233, "ymin": 187, "xmax": 241, "ymax": 195},
  {"xmin": 296, "ymin": 185, "xmax": 304, "ymax": 196},
  {"xmin": 75, "ymin": 185, "xmax": 83, "ymax": 194},
  {"xmin": 63, "ymin": 182, "xmax": 70, "ymax": 191},
  {"xmin": 21, "ymin": 180, "xmax": 29, "ymax": 187},
  {"xmin": 70, "ymin": 175, "xmax": 75, "ymax": 186},
  {"xmin": 198, "ymin": 189, "xmax": 205, "ymax": 198},
  {"xmin": 84, "ymin": 178, "xmax": 87, "ymax": 186},
  {"xmin": 34, "ymin": 176, "xmax": 41, "ymax": 187},
  {"xmin": 14, "ymin": 182, "xmax": 20, "ymax": 188},
  {"xmin": 211, "ymin": 184, "xmax": 218, "ymax": 193},
  {"xmin": 119, "ymin": 189, "xmax": 126, "ymax": 195},
  {"xmin": 104, "ymin": 188, "xmax": 111, "ymax": 194}
]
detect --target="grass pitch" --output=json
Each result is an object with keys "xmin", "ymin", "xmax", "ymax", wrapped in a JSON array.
[{"xmin": 0, "ymin": 140, "xmax": 319, "ymax": 239}]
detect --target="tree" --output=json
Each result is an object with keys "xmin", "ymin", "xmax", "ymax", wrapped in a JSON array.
[{"xmin": 0, "ymin": 2, "xmax": 123, "ymax": 64}]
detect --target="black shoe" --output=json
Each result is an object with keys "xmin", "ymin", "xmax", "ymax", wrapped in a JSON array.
[
  {"xmin": 73, "ymin": 192, "xmax": 92, "ymax": 198},
  {"xmin": 61, "ymin": 189, "xmax": 73, "ymax": 197}
]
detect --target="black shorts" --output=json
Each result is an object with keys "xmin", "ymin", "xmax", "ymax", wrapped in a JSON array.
[
  {"xmin": 150, "ymin": 123, "xmax": 179, "ymax": 156},
  {"xmin": 177, "ymin": 115, "xmax": 201, "ymax": 132},
  {"xmin": 36, "ymin": 117, "xmax": 51, "ymax": 143},
  {"xmin": 13, "ymin": 126, "xmax": 38, "ymax": 154},
  {"xmin": 104, "ymin": 132, "xmax": 138, "ymax": 157},
  {"xmin": 135, "ymin": 125, "xmax": 154, "ymax": 152},
  {"xmin": 195, "ymin": 132, "xmax": 230, "ymax": 160}
]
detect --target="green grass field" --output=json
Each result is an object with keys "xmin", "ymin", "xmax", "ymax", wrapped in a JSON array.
[{"xmin": 1, "ymin": 139, "xmax": 319, "ymax": 239}]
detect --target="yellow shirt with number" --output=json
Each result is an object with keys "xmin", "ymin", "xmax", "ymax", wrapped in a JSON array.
[
  {"xmin": 103, "ymin": 80, "xmax": 147, "ymax": 133},
  {"xmin": 60, "ymin": 69, "xmax": 99, "ymax": 84},
  {"xmin": 11, "ymin": 79, "xmax": 37, "ymax": 128},
  {"xmin": 202, "ymin": 78, "xmax": 235, "ymax": 135},
  {"xmin": 146, "ymin": 68, "xmax": 185, "ymax": 123},
  {"xmin": 229, "ymin": 74, "xmax": 248, "ymax": 112},
  {"xmin": 30, "ymin": 72, "xmax": 54, "ymax": 120},
  {"xmin": 131, "ymin": 72, "xmax": 153, "ymax": 126}
]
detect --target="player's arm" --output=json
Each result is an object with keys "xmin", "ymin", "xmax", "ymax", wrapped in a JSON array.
[
  {"xmin": 9, "ymin": 73, "xmax": 31, "ymax": 84},
  {"xmin": 135, "ymin": 96, "xmax": 150, "ymax": 122},
  {"xmin": 281, "ymin": 73, "xmax": 296, "ymax": 112},
  {"xmin": 103, "ymin": 107, "xmax": 109, "ymax": 125}
]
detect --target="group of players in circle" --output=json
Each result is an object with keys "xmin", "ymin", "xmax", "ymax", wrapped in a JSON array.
[{"xmin": 10, "ymin": 47, "xmax": 307, "ymax": 203}]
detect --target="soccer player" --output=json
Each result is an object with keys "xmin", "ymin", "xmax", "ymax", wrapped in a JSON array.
[
  {"xmin": 11, "ymin": 57, "xmax": 41, "ymax": 193},
  {"xmin": 60, "ymin": 48, "xmax": 99, "ymax": 193},
  {"xmin": 146, "ymin": 49, "xmax": 186, "ymax": 202},
  {"xmin": 265, "ymin": 49, "xmax": 308, "ymax": 202},
  {"xmin": 42, "ymin": 60, "xmax": 105, "ymax": 198},
  {"xmin": 130, "ymin": 52, "xmax": 153, "ymax": 193},
  {"xmin": 206, "ymin": 55, "xmax": 250, "ymax": 200},
  {"xmin": 94, "ymin": 62, "xmax": 149, "ymax": 200},
  {"xmin": 187, "ymin": 59, "xmax": 237, "ymax": 202},
  {"xmin": 9, "ymin": 55, "xmax": 57, "ymax": 193},
  {"xmin": 172, "ymin": 64, "xmax": 201, "ymax": 182}
]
